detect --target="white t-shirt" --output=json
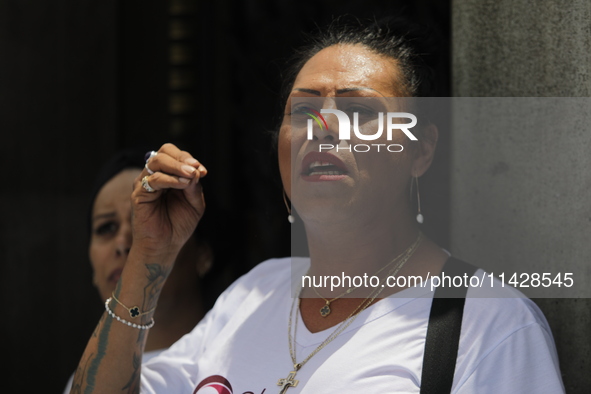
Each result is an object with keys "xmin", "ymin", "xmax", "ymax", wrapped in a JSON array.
[{"xmin": 141, "ymin": 257, "xmax": 564, "ymax": 393}]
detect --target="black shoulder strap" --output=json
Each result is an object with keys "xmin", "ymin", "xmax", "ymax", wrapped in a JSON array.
[{"xmin": 419, "ymin": 257, "xmax": 478, "ymax": 394}]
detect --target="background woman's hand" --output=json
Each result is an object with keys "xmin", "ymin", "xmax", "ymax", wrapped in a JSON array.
[{"xmin": 130, "ymin": 143, "xmax": 207, "ymax": 259}]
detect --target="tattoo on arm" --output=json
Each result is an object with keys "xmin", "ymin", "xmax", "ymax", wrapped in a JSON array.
[
  {"xmin": 83, "ymin": 301, "xmax": 116, "ymax": 393},
  {"xmin": 122, "ymin": 352, "xmax": 142, "ymax": 393},
  {"xmin": 92, "ymin": 313, "xmax": 106, "ymax": 338},
  {"xmin": 71, "ymin": 352, "xmax": 94, "ymax": 394},
  {"xmin": 143, "ymin": 263, "xmax": 171, "ymax": 312},
  {"xmin": 123, "ymin": 263, "xmax": 171, "ymax": 390},
  {"xmin": 74, "ymin": 264, "xmax": 171, "ymax": 394}
]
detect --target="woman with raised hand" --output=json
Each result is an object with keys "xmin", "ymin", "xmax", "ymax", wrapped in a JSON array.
[{"xmin": 71, "ymin": 16, "xmax": 564, "ymax": 393}]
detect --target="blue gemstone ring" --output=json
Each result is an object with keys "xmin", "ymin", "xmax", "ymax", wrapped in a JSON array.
[{"xmin": 144, "ymin": 150, "xmax": 158, "ymax": 163}]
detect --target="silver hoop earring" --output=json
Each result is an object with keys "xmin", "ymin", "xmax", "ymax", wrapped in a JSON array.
[
  {"xmin": 414, "ymin": 176, "xmax": 424, "ymax": 224},
  {"xmin": 282, "ymin": 190, "xmax": 295, "ymax": 224}
]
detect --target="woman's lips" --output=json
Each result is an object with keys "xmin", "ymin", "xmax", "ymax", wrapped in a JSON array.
[
  {"xmin": 108, "ymin": 268, "xmax": 123, "ymax": 285},
  {"xmin": 300, "ymin": 152, "xmax": 349, "ymax": 181},
  {"xmin": 303, "ymin": 173, "xmax": 348, "ymax": 181}
]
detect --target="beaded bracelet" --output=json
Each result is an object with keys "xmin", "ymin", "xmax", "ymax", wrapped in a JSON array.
[{"xmin": 105, "ymin": 298, "xmax": 155, "ymax": 330}]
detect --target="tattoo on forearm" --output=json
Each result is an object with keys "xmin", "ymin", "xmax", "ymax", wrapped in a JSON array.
[
  {"xmin": 142, "ymin": 263, "xmax": 171, "ymax": 314},
  {"xmin": 83, "ymin": 296, "xmax": 118, "ymax": 393},
  {"xmin": 92, "ymin": 313, "xmax": 106, "ymax": 338},
  {"xmin": 122, "ymin": 352, "xmax": 142, "ymax": 393},
  {"xmin": 71, "ymin": 352, "xmax": 94, "ymax": 394},
  {"xmin": 75, "ymin": 264, "xmax": 171, "ymax": 394},
  {"xmin": 71, "ymin": 314, "xmax": 105, "ymax": 392}
]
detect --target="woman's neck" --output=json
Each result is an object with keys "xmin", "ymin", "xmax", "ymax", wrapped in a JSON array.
[{"xmin": 304, "ymin": 208, "xmax": 420, "ymax": 279}]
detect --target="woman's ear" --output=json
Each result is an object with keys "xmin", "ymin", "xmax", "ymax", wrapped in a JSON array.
[{"xmin": 412, "ymin": 123, "xmax": 438, "ymax": 177}]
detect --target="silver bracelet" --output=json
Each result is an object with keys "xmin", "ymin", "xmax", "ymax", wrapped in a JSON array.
[{"xmin": 105, "ymin": 298, "xmax": 155, "ymax": 330}]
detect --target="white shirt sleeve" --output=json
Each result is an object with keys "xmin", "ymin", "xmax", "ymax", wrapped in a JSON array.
[
  {"xmin": 455, "ymin": 321, "xmax": 565, "ymax": 393},
  {"xmin": 62, "ymin": 373, "xmax": 74, "ymax": 394}
]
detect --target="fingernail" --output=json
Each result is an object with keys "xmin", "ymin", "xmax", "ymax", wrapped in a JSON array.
[
  {"xmin": 184, "ymin": 158, "xmax": 198, "ymax": 165},
  {"xmin": 182, "ymin": 165, "xmax": 196, "ymax": 174},
  {"xmin": 179, "ymin": 177, "xmax": 191, "ymax": 184}
]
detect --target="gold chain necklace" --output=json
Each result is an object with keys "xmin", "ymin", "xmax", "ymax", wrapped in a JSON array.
[
  {"xmin": 277, "ymin": 232, "xmax": 423, "ymax": 393},
  {"xmin": 310, "ymin": 233, "xmax": 423, "ymax": 317}
]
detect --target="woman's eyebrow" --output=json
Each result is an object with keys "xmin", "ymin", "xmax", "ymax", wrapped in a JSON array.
[
  {"xmin": 293, "ymin": 87, "xmax": 383, "ymax": 95},
  {"xmin": 292, "ymin": 88, "xmax": 321, "ymax": 95},
  {"xmin": 336, "ymin": 87, "xmax": 367, "ymax": 93},
  {"xmin": 93, "ymin": 212, "xmax": 116, "ymax": 222},
  {"xmin": 337, "ymin": 87, "xmax": 385, "ymax": 96}
]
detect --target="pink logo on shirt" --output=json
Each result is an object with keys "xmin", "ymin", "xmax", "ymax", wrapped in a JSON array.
[{"xmin": 194, "ymin": 375, "xmax": 233, "ymax": 394}]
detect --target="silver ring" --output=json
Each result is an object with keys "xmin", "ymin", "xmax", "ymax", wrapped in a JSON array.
[
  {"xmin": 145, "ymin": 162, "xmax": 155, "ymax": 175},
  {"xmin": 141, "ymin": 176, "xmax": 156, "ymax": 193},
  {"xmin": 144, "ymin": 151, "xmax": 157, "ymax": 175}
]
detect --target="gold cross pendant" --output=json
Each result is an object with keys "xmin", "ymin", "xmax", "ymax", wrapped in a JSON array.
[{"xmin": 277, "ymin": 370, "xmax": 299, "ymax": 394}]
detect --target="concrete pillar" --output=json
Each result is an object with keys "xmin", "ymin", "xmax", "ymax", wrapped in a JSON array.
[{"xmin": 452, "ymin": 1, "xmax": 591, "ymax": 392}]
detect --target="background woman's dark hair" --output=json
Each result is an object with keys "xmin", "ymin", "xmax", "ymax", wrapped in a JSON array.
[{"xmin": 87, "ymin": 147, "xmax": 147, "ymax": 237}]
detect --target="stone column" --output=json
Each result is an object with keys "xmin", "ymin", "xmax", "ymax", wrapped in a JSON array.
[{"xmin": 452, "ymin": 1, "xmax": 591, "ymax": 392}]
